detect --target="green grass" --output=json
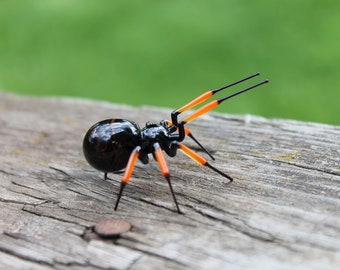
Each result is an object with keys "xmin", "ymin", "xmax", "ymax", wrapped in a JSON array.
[{"xmin": 1, "ymin": 0, "xmax": 339, "ymax": 125}]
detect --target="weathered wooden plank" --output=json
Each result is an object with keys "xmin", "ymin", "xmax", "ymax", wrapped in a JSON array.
[{"xmin": 0, "ymin": 91, "xmax": 339, "ymax": 269}]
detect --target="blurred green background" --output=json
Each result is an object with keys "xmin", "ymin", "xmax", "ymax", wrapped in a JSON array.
[{"xmin": 0, "ymin": 0, "xmax": 339, "ymax": 125}]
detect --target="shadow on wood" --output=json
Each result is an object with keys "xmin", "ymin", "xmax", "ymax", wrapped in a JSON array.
[{"xmin": 0, "ymin": 92, "xmax": 339, "ymax": 269}]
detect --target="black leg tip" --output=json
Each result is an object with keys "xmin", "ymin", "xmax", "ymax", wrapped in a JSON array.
[
  {"xmin": 176, "ymin": 208, "xmax": 184, "ymax": 215},
  {"xmin": 114, "ymin": 182, "xmax": 126, "ymax": 211}
]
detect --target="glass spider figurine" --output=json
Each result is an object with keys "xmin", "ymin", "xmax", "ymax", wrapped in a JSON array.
[{"xmin": 83, "ymin": 72, "xmax": 268, "ymax": 213}]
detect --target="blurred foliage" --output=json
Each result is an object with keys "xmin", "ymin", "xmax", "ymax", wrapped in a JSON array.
[{"xmin": 0, "ymin": 0, "xmax": 339, "ymax": 125}]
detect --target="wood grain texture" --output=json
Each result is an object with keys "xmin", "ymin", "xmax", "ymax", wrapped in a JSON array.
[{"xmin": 0, "ymin": 91, "xmax": 339, "ymax": 270}]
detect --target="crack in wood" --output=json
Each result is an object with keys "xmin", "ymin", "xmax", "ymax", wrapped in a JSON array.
[
  {"xmin": 49, "ymin": 166, "xmax": 76, "ymax": 179},
  {"xmin": 0, "ymin": 169, "xmax": 16, "ymax": 176},
  {"xmin": 116, "ymin": 238, "xmax": 190, "ymax": 269},
  {"xmin": 182, "ymin": 199, "xmax": 276, "ymax": 243},
  {"xmin": 0, "ymin": 233, "xmax": 56, "ymax": 266},
  {"xmin": 1, "ymin": 232, "xmax": 103, "ymax": 269},
  {"xmin": 271, "ymin": 158, "xmax": 340, "ymax": 177},
  {"xmin": 21, "ymin": 204, "xmax": 90, "ymax": 229},
  {"xmin": 137, "ymin": 197, "xmax": 179, "ymax": 213}
]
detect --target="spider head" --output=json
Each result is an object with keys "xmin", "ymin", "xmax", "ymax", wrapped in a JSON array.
[{"xmin": 140, "ymin": 121, "xmax": 175, "ymax": 154}]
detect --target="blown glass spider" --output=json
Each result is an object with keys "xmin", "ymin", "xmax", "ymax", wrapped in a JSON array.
[{"xmin": 83, "ymin": 72, "xmax": 268, "ymax": 213}]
